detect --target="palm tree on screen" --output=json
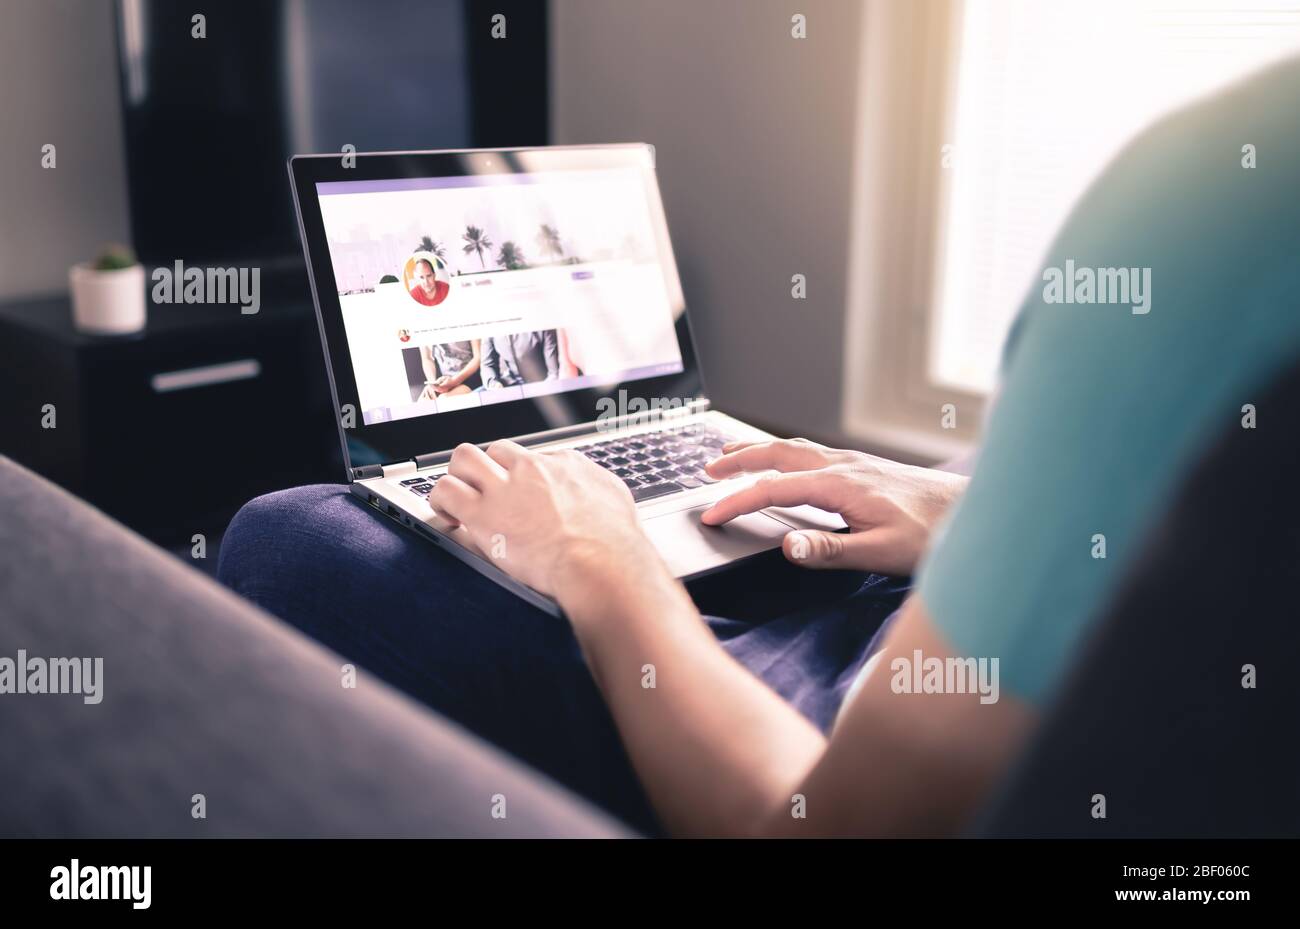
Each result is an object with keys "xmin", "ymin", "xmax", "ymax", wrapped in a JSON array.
[
  {"xmin": 496, "ymin": 241, "xmax": 527, "ymax": 271},
  {"xmin": 462, "ymin": 226, "xmax": 493, "ymax": 269},
  {"xmin": 536, "ymin": 224, "xmax": 564, "ymax": 261},
  {"xmin": 416, "ymin": 236, "xmax": 446, "ymax": 260}
]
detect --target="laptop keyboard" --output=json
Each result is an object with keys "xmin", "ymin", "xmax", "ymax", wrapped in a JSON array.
[
  {"xmin": 578, "ymin": 423, "xmax": 734, "ymax": 501},
  {"xmin": 398, "ymin": 424, "xmax": 735, "ymax": 503},
  {"xmin": 399, "ymin": 475, "xmax": 439, "ymax": 496}
]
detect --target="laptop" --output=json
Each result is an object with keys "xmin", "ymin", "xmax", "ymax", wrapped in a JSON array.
[{"xmin": 289, "ymin": 144, "xmax": 844, "ymax": 616}]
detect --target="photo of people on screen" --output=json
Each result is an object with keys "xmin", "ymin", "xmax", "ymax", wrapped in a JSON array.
[
  {"xmin": 404, "ymin": 252, "xmax": 451, "ymax": 307},
  {"xmin": 403, "ymin": 340, "xmax": 483, "ymax": 402},
  {"xmin": 556, "ymin": 329, "xmax": 586, "ymax": 379},
  {"xmin": 481, "ymin": 329, "xmax": 562, "ymax": 388}
]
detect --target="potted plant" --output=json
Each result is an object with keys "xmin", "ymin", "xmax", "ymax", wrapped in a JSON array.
[{"xmin": 69, "ymin": 244, "xmax": 146, "ymax": 335}]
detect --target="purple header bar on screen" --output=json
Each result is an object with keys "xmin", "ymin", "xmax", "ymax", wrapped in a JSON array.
[{"xmin": 319, "ymin": 174, "xmax": 554, "ymax": 196}]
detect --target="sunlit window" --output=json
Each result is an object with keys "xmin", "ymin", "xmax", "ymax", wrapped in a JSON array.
[{"xmin": 930, "ymin": 0, "xmax": 1300, "ymax": 395}]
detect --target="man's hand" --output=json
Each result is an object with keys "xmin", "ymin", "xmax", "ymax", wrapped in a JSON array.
[
  {"xmin": 427, "ymin": 440, "xmax": 661, "ymax": 607},
  {"xmin": 701, "ymin": 438, "xmax": 967, "ymax": 576}
]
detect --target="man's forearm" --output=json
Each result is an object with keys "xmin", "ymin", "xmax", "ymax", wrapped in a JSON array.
[{"xmin": 557, "ymin": 552, "xmax": 825, "ymax": 836}]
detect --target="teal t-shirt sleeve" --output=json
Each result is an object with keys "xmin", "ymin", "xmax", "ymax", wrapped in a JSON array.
[{"xmin": 916, "ymin": 57, "xmax": 1300, "ymax": 705}]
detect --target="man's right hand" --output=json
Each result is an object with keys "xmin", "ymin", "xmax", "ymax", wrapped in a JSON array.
[{"xmin": 701, "ymin": 438, "xmax": 968, "ymax": 576}]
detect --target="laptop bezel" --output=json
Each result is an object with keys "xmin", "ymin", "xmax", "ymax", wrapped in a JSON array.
[{"xmin": 287, "ymin": 144, "xmax": 706, "ymax": 476}]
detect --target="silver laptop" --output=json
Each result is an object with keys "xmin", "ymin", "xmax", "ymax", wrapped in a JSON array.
[{"xmin": 289, "ymin": 144, "xmax": 843, "ymax": 616}]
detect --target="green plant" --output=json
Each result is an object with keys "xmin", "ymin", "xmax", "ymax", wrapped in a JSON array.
[
  {"xmin": 378, "ymin": 274, "xmax": 400, "ymax": 284},
  {"xmin": 92, "ymin": 244, "xmax": 137, "ymax": 272}
]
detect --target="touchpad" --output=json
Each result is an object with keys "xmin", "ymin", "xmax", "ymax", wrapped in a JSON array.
[{"xmin": 642, "ymin": 504, "xmax": 790, "ymax": 579}]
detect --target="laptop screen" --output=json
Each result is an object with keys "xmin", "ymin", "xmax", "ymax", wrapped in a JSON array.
[{"xmin": 315, "ymin": 165, "xmax": 687, "ymax": 427}]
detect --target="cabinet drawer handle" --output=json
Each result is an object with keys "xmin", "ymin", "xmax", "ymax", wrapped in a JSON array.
[{"xmin": 150, "ymin": 359, "xmax": 262, "ymax": 393}]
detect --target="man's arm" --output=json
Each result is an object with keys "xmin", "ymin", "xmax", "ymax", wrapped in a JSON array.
[
  {"xmin": 762, "ymin": 597, "xmax": 1034, "ymax": 836},
  {"xmin": 558, "ymin": 555, "xmax": 824, "ymax": 835},
  {"xmin": 429, "ymin": 440, "xmax": 1025, "ymax": 837},
  {"xmin": 560, "ymin": 553, "xmax": 1033, "ymax": 837}
]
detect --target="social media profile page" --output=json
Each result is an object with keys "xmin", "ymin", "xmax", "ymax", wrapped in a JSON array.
[{"xmin": 317, "ymin": 167, "xmax": 686, "ymax": 425}]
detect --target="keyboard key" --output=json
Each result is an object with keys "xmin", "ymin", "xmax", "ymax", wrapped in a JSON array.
[
  {"xmin": 631, "ymin": 481, "xmax": 683, "ymax": 502},
  {"xmin": 399, "ymin": 477, "xmax": 426, "ymax": 486}
]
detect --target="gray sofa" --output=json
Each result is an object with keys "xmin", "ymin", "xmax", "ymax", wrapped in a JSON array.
[{"xmin": 0, "ymin": 456, "xmax": 626, "ymax": 838}]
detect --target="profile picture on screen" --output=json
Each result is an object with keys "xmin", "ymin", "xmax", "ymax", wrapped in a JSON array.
[{"xmin": 404, "ymin": 251, "xmax": 451, "ymax": 307}]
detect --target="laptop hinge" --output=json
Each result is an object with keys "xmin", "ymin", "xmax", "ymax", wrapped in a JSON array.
[
  {"xmin": 352, "ymin": 460, "xmax": 417, "ymax": 482},
  {"xmin": 410, "ymin": 397, "xmax": 712, "ymax": 469}
]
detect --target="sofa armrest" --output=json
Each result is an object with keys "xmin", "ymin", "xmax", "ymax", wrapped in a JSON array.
[{"xmin": 0, "ymin": 456, "xmax": 629, "ymax": 837}]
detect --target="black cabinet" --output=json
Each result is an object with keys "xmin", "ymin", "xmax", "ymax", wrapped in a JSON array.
[{"xmin": 0, "ymin": 294, "xmax": 342, "ymax": 544}]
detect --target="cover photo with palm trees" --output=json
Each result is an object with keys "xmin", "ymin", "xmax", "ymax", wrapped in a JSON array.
[
  {"xmin": 321, "ymin": 175, "xmax": 654, "ymax": 298},
  {"xmin": 413, "ymin": 221, "xmax": 579, "ymax": 278}
]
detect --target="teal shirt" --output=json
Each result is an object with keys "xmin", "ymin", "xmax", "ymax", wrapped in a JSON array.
[{"xmin": 917, "ymin": 56, "xmax": 1300, "ymax": 704}]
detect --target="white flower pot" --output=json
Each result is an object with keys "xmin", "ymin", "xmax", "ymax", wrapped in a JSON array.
[{"xmin": 69, "ymin": 262, "xmax": 147, "ymax": 335}]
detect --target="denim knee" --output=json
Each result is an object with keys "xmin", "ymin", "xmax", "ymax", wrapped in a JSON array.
[{"xmin": 216, "ymin": 484, "xmax": 352, "ymax": 593}]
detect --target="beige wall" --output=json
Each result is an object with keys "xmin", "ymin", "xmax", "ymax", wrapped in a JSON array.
[
  {"xmin": 2, "ymin": 0, "xmax": 867, "ymax": 444},
  {"xmin": 0, "ymin": 0, "xmax": 130, "ymax": 299},
  {"xmin": 552, "ymin": 0, "xmax": 864, "ymax": 441}
]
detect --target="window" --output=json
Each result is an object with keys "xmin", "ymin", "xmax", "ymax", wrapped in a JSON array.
[{"xmin": 844, "ymin": 0, "xmax": 1300, "ymax": 460}]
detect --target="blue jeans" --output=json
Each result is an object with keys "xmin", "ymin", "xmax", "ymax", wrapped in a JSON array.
[{"xmin": 217, "ymin": 485, "xmax": 910, "ymax": 834}]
